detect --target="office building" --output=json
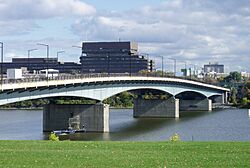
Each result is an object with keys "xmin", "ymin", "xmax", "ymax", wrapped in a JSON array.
[
  {"xmin": 204, "ymin": 62, "xmax": 224, "ymax": 73},
  {"xmin": 80, "ymin": 41, "xmax": 153, "ymax": 73}
]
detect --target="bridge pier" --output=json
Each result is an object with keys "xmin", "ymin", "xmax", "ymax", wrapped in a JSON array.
[
  {"xmin": 133, "ymin": 97, "xmax": 179, "ymax": 118},
  {"xmin": 209, "ymin": 94, "xmax": 225, "ymax": 105},
  {"xmin": 179, "ymin": 99, "xmax": 212, "ymax": 111},
  {"xmin": 43, "ymin": 103, "xmax": 109, "ymax": 132}
]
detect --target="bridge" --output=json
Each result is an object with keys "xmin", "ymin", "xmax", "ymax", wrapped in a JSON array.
[{"xmin": 0, "ymin": 74, "xmax": 230, "ymax": 132}]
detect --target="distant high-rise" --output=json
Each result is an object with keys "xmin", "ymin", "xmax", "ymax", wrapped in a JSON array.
[
  {"xmin": 204, "ymin": 62, "xmax": 224, "ymax": 73},
  {"xmin": 80, "ymin": 41, "xmax": 153, "ymax": 73}
]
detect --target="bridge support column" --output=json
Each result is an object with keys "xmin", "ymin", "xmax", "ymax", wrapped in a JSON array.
[
  {"xmin": 133, "ymin": 97, "xmax": 179, "ymax": 118},
  {"xmin": 179, "ymin": 99, "xmax": 212, "ymax": 111},
  {"xmin": 224, "ymin": 92, "xmax": 229, "ymax": 104},
  {"xmin": 43, "ymin": 103, "xmax": 109, "ymax": 132}
]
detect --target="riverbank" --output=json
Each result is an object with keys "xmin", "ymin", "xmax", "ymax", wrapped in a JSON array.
[
  {"xmin": 0, "ymin": 141, "xmax": 249, "ymax": 167},
  {"xmin": 0, "ymin": 106, "xmax": 132, "ymax": 110},
  {"xmin": 0, "ymin": 107, "xmax": 43, "ymax": 110}
]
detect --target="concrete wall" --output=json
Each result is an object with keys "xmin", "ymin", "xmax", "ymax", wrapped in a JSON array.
[
  {"xmin": 210, "ymin": 95, "xmax": 224, "ymax": 104},
  {"xmin": 43, "ymin": 103, "xmax": 109, "ymax": 132},
  {"xmin": 133, "ymin": 97, "xmax": 179, "ymax": 118},
  {"xmin": 179, "ymin": 99, "xmax": 212, "ymax": 111}
]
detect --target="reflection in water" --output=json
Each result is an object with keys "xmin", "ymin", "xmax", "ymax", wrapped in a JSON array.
[{"xmin": 0, "ymin": 109, "xmax": 249, "ymax": 141}]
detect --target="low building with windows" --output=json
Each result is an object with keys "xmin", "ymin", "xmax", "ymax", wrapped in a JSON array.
[{"xmin": 0, "ymin": 58, "xmax": 81, "ymax": 74}]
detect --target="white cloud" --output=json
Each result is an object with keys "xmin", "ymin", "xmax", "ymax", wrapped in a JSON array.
[
  {"xmin": 0, "ymin": 20, "xmax": 40, "ymax": 36},
  {"xmin": 0, "ymin": 0, "xmax": 96, "ymax": 36},
  {"xmin": 71, "ymin": 0, "xmax": 250, "ymax": 71},
  {"xmin": 0, "ymin": 0, "xmax": 96, "ymax": 20}
]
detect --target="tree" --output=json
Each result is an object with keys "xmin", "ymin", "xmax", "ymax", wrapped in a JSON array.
[
  {"xmin": 229, "ymin": 87, "xmax": 237, "ymax": 105},
  {"xmin": 241, "ymin": 97, "xmax": 248, "ymax": 107},
  {"xmin": 224, "ymin": 71, "xmax": 242, "ymax": 82}
]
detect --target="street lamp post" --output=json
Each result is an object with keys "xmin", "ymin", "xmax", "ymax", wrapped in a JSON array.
[
  {"xmin": 106, "ymin": 53, "xmax": 110, "ymax": 76},
  {"xmin": 57, "ymin": 51, "xmax": 65, "ymax": 62},
  {"xmin": 179, "ymin": 60, "xmax": 187, "ymax": 78},
  {"xmin": 56, "ymin": 51, "xmax": 65, "ymax": 71},
  {"xmin": 160, "ymin": 56, "xmax": 164, "ymax": 77},
  {"xmin": 168, "ymin": 58, "xmax": 176, "ymax": 77},
  {"xmin": 0, "ymin": 42, "xmax": 3, "ymax": 85},
  {"xmin": 27, "ymin": 49, "xmax": 38, "ymax": 72},
  {"xmin": 37, "ymin": 43, "xmax": 49, "ymax": 78},
  {"xmin": 72, "ymin": 45, "xmax": 82, "ymax": 49},
  {"xmin": 72, "ymin": 45, "xmax": 83, "ymax": 74},
  {"xmin": 155, "ymin": 55, "xmax": 164, "ymax": 77}
]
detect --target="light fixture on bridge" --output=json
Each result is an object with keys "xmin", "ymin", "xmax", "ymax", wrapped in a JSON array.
[
  {"xmin": 27, "ymin": 48, "xmax": 38, "ymax": 72},
  {"xmin": 0, "ymin": 42, "xmax": 3, "ymax": 85}
]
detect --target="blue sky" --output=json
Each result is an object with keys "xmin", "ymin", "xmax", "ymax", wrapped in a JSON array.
[{"xmin": 0, "ymin": 0, "xmax": 249, "ymax": 72}]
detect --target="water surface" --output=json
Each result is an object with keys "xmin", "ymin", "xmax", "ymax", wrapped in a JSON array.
[{"xmin": 0, "ymin": 109, "xmax": 249, "ymax": 141}]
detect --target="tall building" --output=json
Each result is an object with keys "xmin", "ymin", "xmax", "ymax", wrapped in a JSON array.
[
  {"xmin": 204, "ymin": 62, "xmax": 224, "ymax": 73},
  {"xmin": 80, "ymin": 41, "xmax": 153, "ymax": 73}
]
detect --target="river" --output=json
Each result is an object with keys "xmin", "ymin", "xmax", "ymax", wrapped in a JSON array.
[{"xmin": 0, "ymin": 109, "xmax": 249, "ymax": 141}]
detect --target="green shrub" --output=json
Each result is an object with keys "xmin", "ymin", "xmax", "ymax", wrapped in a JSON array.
[
  {"xmin": 170, "ymin": 133, "xmax": 181, "ymax": 142},
  {"xmin": 49, "ymin": 132, "xmax": 59, "ymax": 141}
]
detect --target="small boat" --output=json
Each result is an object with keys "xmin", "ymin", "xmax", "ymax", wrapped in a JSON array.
[
  {"xmin": 53, "ymin": 117, "xmax": 86, "ymax": 136},
  {"xmin": 53, "ymin": 128, "xmax": 86, "ymax": 136}
]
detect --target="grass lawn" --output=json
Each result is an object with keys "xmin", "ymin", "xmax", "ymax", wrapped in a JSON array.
[{"xmin": 0, "ymin": 141, "xmax": 249, "ymax": 168}]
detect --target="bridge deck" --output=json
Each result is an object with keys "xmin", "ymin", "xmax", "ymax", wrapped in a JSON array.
[{"xmin": 0, "ymin": 74, "xmax": 229, "ymax": 92}]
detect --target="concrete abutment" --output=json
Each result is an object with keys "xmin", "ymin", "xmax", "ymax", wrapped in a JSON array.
[
  {"xmin": 43, "ymin": 103, "xmax": 109, "ymax": 132},
  {"xmin": 133, "ymin": 97, "xmax": 179, "ymax": 118},
  {"xmin": 179, "ymin": 99, "xmax": 212, "ymax": 111}
]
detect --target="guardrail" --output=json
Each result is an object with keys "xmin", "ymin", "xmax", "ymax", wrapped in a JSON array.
[{"xmin": 0, "ymin": 73, "xmax": 210, "ymax": 85}]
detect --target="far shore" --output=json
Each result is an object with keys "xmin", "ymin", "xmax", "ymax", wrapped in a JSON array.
[{"xmin": 0, "ymin": 106, "xmax": 133, "ymax": 110}]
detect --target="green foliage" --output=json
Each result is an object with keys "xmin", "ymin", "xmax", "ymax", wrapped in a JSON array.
[
  {"xmin": 230, "ymin": 87, "xmax": 238, "ymax": 105},
  {"xmin": 139, "ymin": 70, "xmax": 174, "ymax": 77},
  {"xmin": 238, "ymin": 80, "xmax": 250, "ymax": 107},
  {"xmin": 241, "ymin": 97, "xmax": 248, "ymax": 106},
  {"xmin": 49, "ymin": 132, "xmax": 59, "ymax": 141},
  {"xmin": 0, "ymin": 99, "xmax": 49, "ymax": 108},
  {"xmin": 224, "ymin": 71, "xmax": 242, "ymax": 82},
  {"xmin": 245, "ymin": 81, "xmax": 250, "ymax": 99},
  {"xmin": 103, "ymin": 91, "xmax": 134, "ymax": 108},
  {"xmin": 241, "ymin": 97, "xmax": 250, "ymax": 108},
  {"xmin": 170, "ymin": 133, "xmax": 181, "ymax": 142},
  {"xmin": 0, "ymin": 97, "xmax": 97, "ymax": 108},
  {"xmin": 51, "ymin": 97, "xmax": 96, "ymax": 105}
]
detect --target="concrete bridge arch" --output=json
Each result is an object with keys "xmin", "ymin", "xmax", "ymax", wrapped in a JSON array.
[
  {"xmin": 0, "ymin": 83, "xmax": 224, "ymax": 106},
  {"xmin": 0, "ymin": 76, "xmax": 229, "ymax": 133}
]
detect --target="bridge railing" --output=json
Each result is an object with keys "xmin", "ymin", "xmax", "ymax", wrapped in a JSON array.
[{"xmin": 0, "ymin": 73, "xmax": 212, "ymax": 85}]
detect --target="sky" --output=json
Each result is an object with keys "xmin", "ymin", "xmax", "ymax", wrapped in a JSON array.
[{"xmin": 0, "ymin": 0, "xmax": 249, "ymax": 72}]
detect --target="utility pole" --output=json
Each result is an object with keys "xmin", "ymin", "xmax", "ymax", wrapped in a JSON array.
[
  {"xmin": 72, "ymin": 45, "xmax": 83, "ymax": 74},
  {"xmin": 37, "ymin": 43, "xmax": 49, "ymax": 79},
  {"xmin": 160, "ymin": 56, "xmax": 164, "ymax": 77},
  {"xmin": 0, "ymin": 42, "xmax": 3, "ymax": 85},
  {"xmin": 168, "ymin": 58, "xmax": 176, "ymax": 77},
  {"xmin": 56, "ymin": 51, "xmax": 65, "ymax": 71},
  {"xmin": 179, "ymin": 60, "xmax": 187, "ymax": 78},
  {"xmin": 155, "ymin": 55, "xmax": 164, "ymax": 77},
  {"xmin": 27, "ymin": 49, "xmax": 38, "ymax": 72}
]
